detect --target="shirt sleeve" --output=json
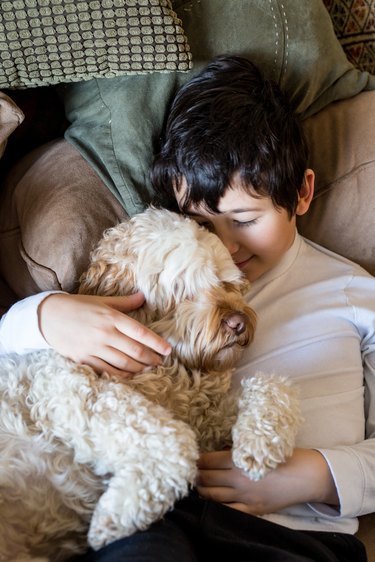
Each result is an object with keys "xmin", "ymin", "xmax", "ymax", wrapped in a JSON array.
[
  {"xmin": 0, "ymin": 292, "xmax": 63, "ymax": 355},
  {"xmin": 316, "ymin": 356, "xmax": 375, "ymax": 518},
  {"xmin": 314, "ymin": 273, "xmax": 375, "ymax": 518}
]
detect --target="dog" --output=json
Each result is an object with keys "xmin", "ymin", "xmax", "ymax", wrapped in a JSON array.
[{"xmin": 0, "ymin": 208, "xmax": 301, "ymax": 561}]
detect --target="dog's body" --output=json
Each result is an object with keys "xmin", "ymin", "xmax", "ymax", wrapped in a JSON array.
[{"xmin": 0, "ymin": 208, "xmax": 301, "ymax": 562}]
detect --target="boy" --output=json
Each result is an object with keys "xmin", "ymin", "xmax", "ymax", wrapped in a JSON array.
[
  {"xmin": 2, "ymin": 56, "xmax": 374, "ymax": 561},
  {"xmin": 76, "ymin": 54, "xmax": 373, "ymax": 562}
]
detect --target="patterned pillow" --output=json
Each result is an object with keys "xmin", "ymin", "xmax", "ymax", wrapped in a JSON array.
[
  {"xmin": 0, "ymin": 0, "xmax": 192, "ymax": 89},
  {"xmin": 323, "ymin": 0, "xmax": 375, "ymax": 74}
]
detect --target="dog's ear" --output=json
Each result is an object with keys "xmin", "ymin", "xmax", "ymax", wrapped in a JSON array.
[{"xmin": 79, "ymin": 221, "xmax": 136, "ymax": 296}]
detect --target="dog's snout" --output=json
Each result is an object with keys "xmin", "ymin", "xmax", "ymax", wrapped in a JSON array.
[{"xmin": 222, "ymin": 312, "xmax": 248, "ymax": 335}]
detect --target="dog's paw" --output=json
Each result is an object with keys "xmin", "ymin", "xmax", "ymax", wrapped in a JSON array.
[
  {"xmin": 232, "ymin": 438, "xmax": 287, "ymax": 481},
  {"xmin": 88, "ymin": 508, "xmax": 124, "ymax": 551},
  {"xmin": 232, "ymin": 373, "xmax": 303, "ymax": 480}
]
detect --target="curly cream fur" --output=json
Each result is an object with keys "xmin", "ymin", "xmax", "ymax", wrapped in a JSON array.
[{"xmin": 0, "ymin": 208, "xmax": 301, "ymax": 561}]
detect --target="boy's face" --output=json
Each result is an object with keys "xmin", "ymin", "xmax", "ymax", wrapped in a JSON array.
[{"xmin": 176, "ymin": 172, "xmax": 312, "ymax": 282}]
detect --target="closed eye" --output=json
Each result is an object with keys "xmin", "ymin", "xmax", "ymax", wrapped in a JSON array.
[{"xmin": 233, "ymin": 219, "xmax": 258, "ymax": 227}]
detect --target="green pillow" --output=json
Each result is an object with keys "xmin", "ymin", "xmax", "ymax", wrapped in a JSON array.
[
  {"xmin": 61, "ymin": 0, "xmax": 375, "ymax": 216},
  {"xmin": 0, "ymin": 0, "xmax": 191, "ymax": 89}
]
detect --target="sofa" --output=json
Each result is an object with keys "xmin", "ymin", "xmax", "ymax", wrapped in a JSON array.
[{"xmin": 0, "ymin": 0, "xmax": 375, "ymax": 558}]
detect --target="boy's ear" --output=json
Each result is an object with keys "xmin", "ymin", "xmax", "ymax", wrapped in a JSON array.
[{"xmin": 296, "ymin": 169, "xmax": 315, "ymax": 216}]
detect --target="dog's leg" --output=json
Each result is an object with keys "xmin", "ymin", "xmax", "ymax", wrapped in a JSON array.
[
  {"xmin": 86, "ymin": 388, "xmax": 199, "ymax": 549},
  {"xmin": 28, "ymin": 354, "xmax": 199, "ymax": 550},
  {"xmin": 231, "ymin": 373, "xmax": 302, "ymax": 480}
]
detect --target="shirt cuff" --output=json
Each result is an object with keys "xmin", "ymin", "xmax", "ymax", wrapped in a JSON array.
[
  {"xmin": 0, "ymin": 291, "xmax": 64, "ymax": 355},
  {"xmin": 314, "ymin": 447, "xmax": 365, "ymax": 517}
]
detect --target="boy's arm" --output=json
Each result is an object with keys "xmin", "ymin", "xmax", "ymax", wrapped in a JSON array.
[
  {"xmin": 196, "ymin": 448, "xmax": 338, "ymax": 515},
  {"xmin": 316, "ymin": 351, "xmax": 375, "ymax": 518},
  {"xmin": 0, "ymin": 292, "xmax": 171, "ymax": 376},
  {"xmin": 315, "ymin": 279, "xmax": 375, "ymax": 519}
]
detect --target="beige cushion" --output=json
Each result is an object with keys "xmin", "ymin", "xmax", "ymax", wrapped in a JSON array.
[
  {"xmin": 0, "ymin": 139, "xmax": 128, "ymax": 310},
  {"xmin": 298, "ymin": 90, "xmax": 375, "ymax": 276}
]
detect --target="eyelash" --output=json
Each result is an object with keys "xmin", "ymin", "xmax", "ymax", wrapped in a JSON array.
[
  {"xmin": 234, "ymin": 219, "xmax": 258, "ymax": 228},
  {"xmin": 199, "ymin": 219, "xmax": 258, "ymax": 231}
]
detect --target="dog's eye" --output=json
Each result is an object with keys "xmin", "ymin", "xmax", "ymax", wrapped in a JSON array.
[
  {"xmin": 222, "ymin": 281, "xmax": 240, "ymax": 293},
  {"xmin": 221, "ymin": 280, "xmax": 251, "ymax": 295}
]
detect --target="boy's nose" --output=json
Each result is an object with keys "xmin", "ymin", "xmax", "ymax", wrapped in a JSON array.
[
  {"xmin": 222, "ymin": 238, "xmax": 240, "ymax": 256},
  {"xmin": 214, "ymin": 225, "xmax": 240, "ymax": 255}
]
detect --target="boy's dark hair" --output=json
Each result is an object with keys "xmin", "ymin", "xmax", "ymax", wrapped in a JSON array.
[{"xmin": 151, "ymin": 55, "xmax": 309, "ymax": 217}]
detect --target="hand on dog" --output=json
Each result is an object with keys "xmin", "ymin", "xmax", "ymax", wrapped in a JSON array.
[
  {"xmin": 196, "ymin": 448, "xmax": 339, "ymax": 515},
  {"xmin": 38, "ymin": 292, "xmax": 171, "ymax": 376}
]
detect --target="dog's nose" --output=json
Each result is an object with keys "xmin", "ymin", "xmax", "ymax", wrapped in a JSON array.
[{"xmin": 222, "ymin": 312, "xmax": 248, "ymax": 335}]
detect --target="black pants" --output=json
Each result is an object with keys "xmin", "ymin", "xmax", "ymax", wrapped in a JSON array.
[{"xmin": 71, "ymin": 493, "xmax": 367, "ymax": 562}]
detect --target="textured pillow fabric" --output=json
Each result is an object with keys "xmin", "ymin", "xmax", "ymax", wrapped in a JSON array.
[
  {"xmin": 0, "ymin": 0, "xmax": 192, "ymax": 89},
  {"xmin": 323, "ymin": 0, "xmax": 375, "ymax": 75}
]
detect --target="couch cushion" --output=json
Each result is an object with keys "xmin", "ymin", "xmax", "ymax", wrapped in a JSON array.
[
  {"xmin": 60, "ymin": 0, "xmax": 375, "ymax": 218},
  {"xmin": 0, "ymin": 0, "xmax": 191, "ymax": 89},
  {"xmin": 298, "ymin": 90, "xmax": 375, "ymax": 276},
  {"xmin": 0, "ymin": 139, "xmax": 128, "ymax": 307}
]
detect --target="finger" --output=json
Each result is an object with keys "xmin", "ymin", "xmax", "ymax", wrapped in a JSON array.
[
  {"xmin": 196, "ymin": 485, "xmax": 237, "ymax": 504},
  {"xmin": 77, "ymin": 356, "xmax": 135, "ymax": 378},
  {"xmin": 86, "ymin": 344, "xmax": 156, "ymax": 374},
  {"xmin": 114, "ymin": 317, "xmax": 171, "ymax": 357},
  {"xmin": 98, "ymin": 294, "xmax": 172, "ymax": 357},
  {"xmin": 198, "ymin": 450, "xmax": 233, "ymax": 469},
  {"xmin": 104, "ymin": 292, "xmax": 146, "ymax": 312},
  {"xmin": 108, "ymin": 330, "xmax": 167, "ymax": 367},
  {"xmin": 196, "ymin": 468, "xmax": 234, "ymax": 488},
  {"xmin": 223, "ymin": 502, "xmax": 254, "ymax": 515}
]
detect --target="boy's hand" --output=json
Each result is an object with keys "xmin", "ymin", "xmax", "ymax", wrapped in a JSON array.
[
  {"xmin": 196, "ymin": 448, "xmax": 339, "ymax": 515},
  {"xmin": 38, "ymin": 292, "xmax": 171, "ymax": 376}
]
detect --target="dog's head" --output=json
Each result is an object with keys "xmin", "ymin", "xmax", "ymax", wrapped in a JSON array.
[{"xmin": 80, "ymin": 207, "xmax": 256, "ymax": 371}]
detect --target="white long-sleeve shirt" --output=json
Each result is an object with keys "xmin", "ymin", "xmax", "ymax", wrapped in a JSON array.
[
  {"xmin": 0, "ymin": 292, "xmax": 54, "ymax": 354},
  {"xmin": 1, "ymin": 234, "xmax": 375, "ymax": 535},
  {"xmin": 234, "ymin": 233, "xmax": 375, "ymax": 534}
]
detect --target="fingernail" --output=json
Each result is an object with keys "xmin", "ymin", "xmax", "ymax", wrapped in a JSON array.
[{"xmin": 163, "ymin": 344, "xmax": 172, "ymax": 355}]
